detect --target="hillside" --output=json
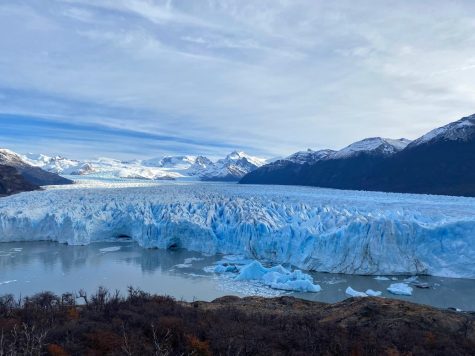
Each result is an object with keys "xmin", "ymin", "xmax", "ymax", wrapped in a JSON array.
[
  {"xmin": 1, "ymin": 290, "xmax": 473, "ymax": 355},
  {"xmin": 241, "ymin": 114, "xmax": 475, "ymax": 197}
]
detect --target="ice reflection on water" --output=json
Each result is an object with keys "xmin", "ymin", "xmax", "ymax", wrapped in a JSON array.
[{"xmin": 0, "ymin": 241, "xmax": 474, "ymax": 311}]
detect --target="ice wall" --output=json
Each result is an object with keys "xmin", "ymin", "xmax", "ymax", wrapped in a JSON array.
[{"xmin": 1, "ymin": 181, "xmax": 474, "ymax": 278}]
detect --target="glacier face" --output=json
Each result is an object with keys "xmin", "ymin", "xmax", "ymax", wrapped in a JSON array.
[{"xmin": 0, "ymin": 180, "xmax": 475, "ymax": 278}]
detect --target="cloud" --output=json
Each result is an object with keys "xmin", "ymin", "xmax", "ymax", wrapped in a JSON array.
[{"xmin": 0, "ymin": 0, "xmax": 474, "ymax": 159}]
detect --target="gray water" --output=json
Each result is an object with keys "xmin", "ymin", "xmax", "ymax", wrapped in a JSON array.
[{"xmin": 1, "ymin": 241, "xmax": 474, "ymax": 311}]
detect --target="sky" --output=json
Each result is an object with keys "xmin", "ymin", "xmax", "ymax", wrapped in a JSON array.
[{"xmin": 0, "ymin": 0, "xmax": 475, "ymax": 160}]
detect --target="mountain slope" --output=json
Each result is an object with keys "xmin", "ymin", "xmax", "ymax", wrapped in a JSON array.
[
  {"xmin": 287, "ymin": 149, "xmax": 336, "ymax": 164},
  {"xmin": 241, "ymin": 137, "xmax": 411, "ymax": 187},
  {"xmin": 241, "ymin": 114, "xmax": 475, "ymax": 197},
  {"xmin": 0, "ymin": 164, "xmax": 39, "ymax": 196},
  {"xmin": 0, "ymin": 149, "xmax": 72, "ymax": 186},
  {"xmin": 330, "ymin": 137, "xmax": 410, "ymax": 159},
  {"xmin": 201, "ymin": 151, "xmax": 266, "ymax": 181}
]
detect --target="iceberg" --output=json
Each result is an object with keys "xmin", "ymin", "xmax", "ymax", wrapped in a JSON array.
[
  {"xmin": 345, "ymin": 287, "xmax": 368, "ymax": 297},
  {"xmin": 235, "ymin": 261, "xmax": 321, "ymax": 293},
  {"xmin": 99, "ymin": 246, "xmax": 121, "ymax": 253},
  {"xmin": 345, "ymin": 287, "xmax": 382, "ymax": 297},
  {"xmin": 1, "ymin": 181, "xmax": 475, "ymax": 278},
  {"xmin": 213, "ymin": 264, "xmax": 239, "ymax": 273},
  {"xmin": 387, "ymin": 283, "xmax": 413, "ymax": 296},
  {"xmin": 365, "ymin": 289, "xmax": 382, "ymax": 297}
]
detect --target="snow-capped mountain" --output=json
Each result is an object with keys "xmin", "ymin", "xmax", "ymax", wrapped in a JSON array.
[
  {"xmin": 200, "ymin": 151, "xmax": 266, "ymax": 181},
  {"xmin": 263, "ymin": 138, "xmax": 410, "ymax": 169},
  {"xmin": 0, "ymin": 149, "xmax": 72, "ymax": 187},
  {"xmin": 330, "ymin": 137, "xmax": 411, "ymax": 159},
  {"xmin": 286, "ymin": 149, "xmax": 336, "ymax": 164},
  {"xmin": 241, "ymin": 113, "xmax": 475, "ymax": 196},
  {"xmin": 142, "ymin": 155, "xmax": 198, "ymax": 169},
  {"xmin": 23, "ymin": 150, "xmax": 266, "ymax": 181},
  {"xmin": 0, "ymin": 165, "xmax": 38, "ymax": 196},
  {"xmin": 408, "ymin": 113, "xmax": 475, "ymax": 147},
  {"xmin": 22, "ymin": 153, "xmax": 80, "ymax": 175}
]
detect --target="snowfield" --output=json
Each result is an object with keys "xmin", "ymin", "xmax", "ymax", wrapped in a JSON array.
[{"xmin": 1, "ymin": 180, "xmax": 475, "ymax": 278}]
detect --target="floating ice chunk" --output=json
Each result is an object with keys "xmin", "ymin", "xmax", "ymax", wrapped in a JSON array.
[
  {"xmin": 374, "ymin": 276, "xmax": 390, "ymax": 281},
  {"xmin": 222, "ymin": 255, "xmax": 247, "ymax": 261},
  {"xmin": 214, "ymin": 255, "xmax": 254, "ymax": 267},
  {"xmin": 326, "ymin": 277, "xmax": 346, "ymax": 285},
  {"xmin": 203, "ymin": 266, "xmax": 216, "ymax": 273},
  {"xmin": 412, "ymin": 282, "xmax": 431, "ymax": 289},
  {"xmin": 184, "ymin": 273, "xmax": 207, "ymax": 278},
  {"xmin": 345, "ymin": 286, "xmax": 367, "ymax": 297},
  {"xmin": 99, "ymin": 246, "xmax": 121, "ymax": 253},
  {"xmin": 183, "ymin": 257, "xmax": 203, "ymax": 264},
  {"xmin": 0, "ymin": 280, "xmax": 17, "ymax": 285},
  {"xmin": 387, "ymin": 283, "xmax": 413, "ymax": 296},
  {"xmin": 235, "ymin": 261, "xmax": 288, "ymax": 281},
  {"xmin": 262, "ymin": 270, "xmax": 322, "ymax": 293},
  {"xmin": 404, "ymin": 276, "xmax": 418, "ymax": 283},
  {"xmin": 235, "ymin": 261, "xmax": 321, "ymax": 293},
  {"xmin": 174, "ymin": 263, "xmax": 191, "ymax": 269},
  {"xmin": 365, "ymin": 289, "xmax": 382, "ymax": 297},
  {"xmin": 214, "ymin": 264, "xmax": 239, "ymax": 273}
]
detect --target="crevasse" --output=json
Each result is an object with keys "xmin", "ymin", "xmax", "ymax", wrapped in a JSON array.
[{"xmin": 1, "ymin": 182, "xmax": 474, "ymax": 278}]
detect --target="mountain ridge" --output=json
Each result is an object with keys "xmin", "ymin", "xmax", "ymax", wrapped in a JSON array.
[
  {"xmin": 240, "ymin": 113, "xmax": 475, "ymax": 197},
  {"xmin": 21, "ymin": 150, "xmax": 267, "ymax": 182},
  {"xmin": 0, "ymin": 149, "xmax": 73, "ymax": 187}
]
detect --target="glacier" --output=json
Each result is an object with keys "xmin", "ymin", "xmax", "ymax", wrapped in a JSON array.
[{"xmin": 0, "ymin": 180, "xmax": 475, "ymax": 278}]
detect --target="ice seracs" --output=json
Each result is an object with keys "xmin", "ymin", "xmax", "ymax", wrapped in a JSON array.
[{"xmin": 1, "ymin": 181, "xmax": 475, "ymax": 279}]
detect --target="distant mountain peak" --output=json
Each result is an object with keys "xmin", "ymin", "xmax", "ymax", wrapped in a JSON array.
[
  {"xmin": 286, "ymin": 149, "xmax": 336, "ymax": 164},
  {"xmin": 331, "ymin": 137, "xmax": 411, "ymax": 159},
  {"xmin": 0, "ymin": 149, "xmax": 72, "ymax": 187},
  {"xmin": 22, "ymin": 150, "xmax": 267, "ymax": 182},
  {"xmin": 410, "ymin": 113, "xmax": 475, "ymax": 147},
  {"xmin": 222, "ymin": 151, "xmax": 266, "ymax": 167}
]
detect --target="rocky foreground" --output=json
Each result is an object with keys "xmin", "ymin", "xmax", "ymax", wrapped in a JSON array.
[{"xmin": 0, "ymin": 289, "xmax": 474, "ymax": 355}]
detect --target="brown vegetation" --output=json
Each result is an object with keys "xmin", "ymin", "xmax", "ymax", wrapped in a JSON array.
[{"xmin": 0, "ymin": 287, "xmax": 474, "ymax": 355}]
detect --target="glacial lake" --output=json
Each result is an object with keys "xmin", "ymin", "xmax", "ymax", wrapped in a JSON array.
[{"xmin": 1, "ymin": 241, "xmax": 474, "ymax": 311}]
